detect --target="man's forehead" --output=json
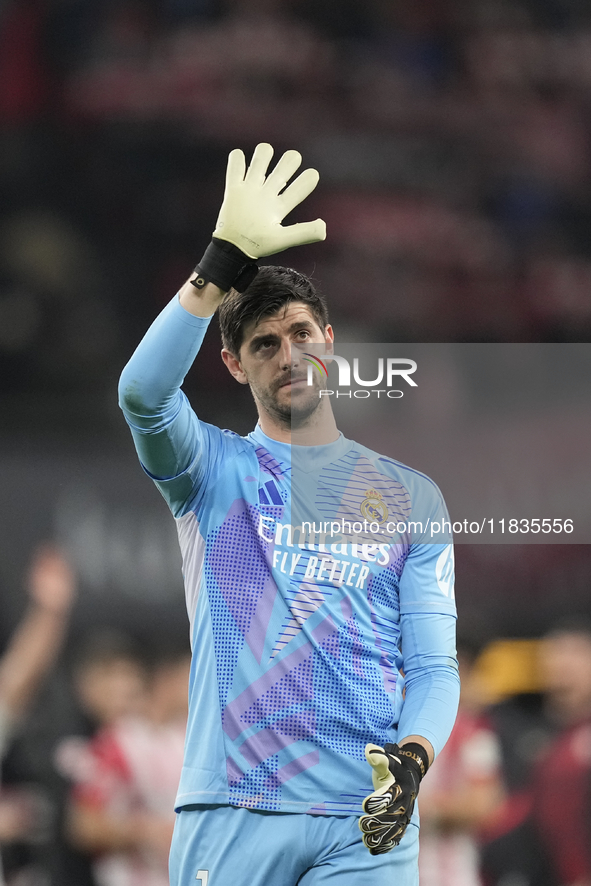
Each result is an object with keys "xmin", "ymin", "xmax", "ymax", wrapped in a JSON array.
[{"xmin": 243, "ymin": 302, "xmax": 321, "ymax": 337}]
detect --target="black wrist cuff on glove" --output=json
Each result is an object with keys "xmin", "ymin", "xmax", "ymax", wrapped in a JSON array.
[
  {"xmin": 191, "ymin": 238, "xmax": 259, "ymax": 293},
  {"xmin": 395, "ymin": 742, "xmax": 430, "ymax": 780}
]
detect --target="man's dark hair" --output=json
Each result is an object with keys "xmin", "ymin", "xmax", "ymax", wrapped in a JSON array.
[{"xmin": 218, "ymin": 265, "xmax": 329, "ymax": 356}]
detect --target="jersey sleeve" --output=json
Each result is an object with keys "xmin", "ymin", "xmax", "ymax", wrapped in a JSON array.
[
  {"xmin": 399, "ymin": 542, "xmax": 456, "ymax": 617},
  {"xmin": 396, "ymin": 482, "xmax": 460, "ymax": 756},
  {"xmin": 396, "ymin": 608, "xmax": 460, "ymax": 757},
  {"xmin": 118, "ymin": 293, "xmax": 218, "ymax": 517}
]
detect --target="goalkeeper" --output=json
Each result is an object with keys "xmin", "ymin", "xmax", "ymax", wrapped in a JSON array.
[{"xmin": 119, "ymin": 144, "xmax": 460, "ymax": 886}]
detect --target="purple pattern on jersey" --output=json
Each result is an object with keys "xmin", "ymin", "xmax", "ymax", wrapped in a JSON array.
[
  {"xmin": 389, "ymin": 543, "xmax": 409, "ymax": 576},
  {"xmin": 321, "ymin": 628, "xmax": 340, "ymax": 660},
  {"xmin": 263, "ymin": 751, "xmax": 320, "ymax": 791},
  {"xmin": 371, "ymin": 621, "xmax": 398, "ymax": 692},
  {"xmin": 255, "ymin": 445, "xmax": 287, "ymax": 481},
  {"xmin": 208, "ymin": 499, "xmax": 277, "ymax": 665},
  {"xmin": 238, "ymin": 711, "xmax": 316, "ymax": 768},
  {"xmin": 348, "ymin": 617, "xmax": 365, "ymax": 678},
  {"xmin": 225, "ymin": 717, "xmax": 321, "ymax": 795},
  {"xmin": 226, "ymin": 756, "xmax": 244, "ymax": 787},
  {"xmin": 339, "ymin": 596, "xmax": 364, "ymax": 678},
  {"xmin": 346, "ymin": 617, "xmax": 365, "ymax": 679},
  {"xmin": 367, "ymin": 568, "xmax": 403, "ymax": 694},
  {"xmin": 274, "ymin": 711, "xmax": 316, "ymax": 739},
  {"xmin": 222, "ymin": 614, "xmax": 338, "ymax": 742},
  {"xmin": 239, "ymin": 724, "xmax": 309, "ymax": 767}
]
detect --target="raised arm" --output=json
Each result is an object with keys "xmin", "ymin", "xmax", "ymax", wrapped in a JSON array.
[
  {"xmin": 117, "ymin": 284, "xmax": 221, "ymax": 490},
  {"xmin": 0, "ymin": 546, "xmax": 75, "ymax": 731},
  {"xmin": 118, "ymin": 144, "xmax": 325, "ymax": 501}
]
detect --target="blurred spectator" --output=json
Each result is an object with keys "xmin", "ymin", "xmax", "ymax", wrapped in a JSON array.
[
  {"xmin": 481, "ymin": 620, "xmax": 591, "ymax": 886},
  {"xmin": 60, "ymin": 642, "xmax": 189, "ymax": 886},
  {"xmin": 0, "ymin": 546, "xmax": 76, "ymax": 885},
  {"xmin": 0, "ymin": 0, "xmax": 49, "ymax": 126},
  {"xmin": 68, "ymin": 631, "xmax": 150, "ymax": 731},
  {"xmin": 529, "ymin": 622, "xmax": 591, "ymax": 886},
  {"xmin": 52, "ymin": 631, "xmax": 151, "ymax": 886},
  {"xmin": 418, "ymin": 641, "xmax": 505, "ymax": 886}
]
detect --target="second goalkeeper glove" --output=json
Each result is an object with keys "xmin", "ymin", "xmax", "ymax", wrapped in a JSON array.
[{"xmin": 359, "ymin": 742, "xmax": 428, "ymax": 855}]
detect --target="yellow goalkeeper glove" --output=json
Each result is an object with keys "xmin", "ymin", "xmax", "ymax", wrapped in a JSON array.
[
  {"xmin": 359, "ymin": 742, "xmax": 428, "ymax": 855},
  {"xmin": 192, "ymin": 144, "xmax": 326, "ymax": 293},
  {"xmin": 214, "ymin": 142, "xmax": 326, "ymax": 259}
]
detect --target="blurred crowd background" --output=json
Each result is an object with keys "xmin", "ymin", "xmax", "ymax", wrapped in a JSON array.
[{"xmin": 0, "ymin": 0, "xmax": 591, "ymax": 883}]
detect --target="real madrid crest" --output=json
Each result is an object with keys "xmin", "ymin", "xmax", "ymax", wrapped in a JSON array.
[{"xmin": 360, "ymin": 488, "xmax": 388, "ymax": 524}]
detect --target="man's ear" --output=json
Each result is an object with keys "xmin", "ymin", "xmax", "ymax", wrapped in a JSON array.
[
  {"xmin": 221, "ymin": 348, "xmax": 249, "ymax": 385},
  {"xmin": 323, "ymin": 324, "xmax": 334, "ymax": 353}
]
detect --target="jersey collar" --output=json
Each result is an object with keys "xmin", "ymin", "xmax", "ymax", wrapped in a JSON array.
[{"xmin": 248, "ymin": 424, "xmax": 354, "ymax": 473}]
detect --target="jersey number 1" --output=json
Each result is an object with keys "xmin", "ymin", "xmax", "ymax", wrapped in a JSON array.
[{"xmin": 196, "ymin": 872, "xmax": 209, "ymax": 886}]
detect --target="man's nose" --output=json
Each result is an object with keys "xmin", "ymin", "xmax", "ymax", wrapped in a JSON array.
[{"xmin": 279, "ymin": 338, "xmax": 300, "ymax": 369}]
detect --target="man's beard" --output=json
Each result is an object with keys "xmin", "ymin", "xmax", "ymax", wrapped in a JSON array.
[{"xmin": 251, "ymin": 370, "xmax": 323, "ymax": 429}]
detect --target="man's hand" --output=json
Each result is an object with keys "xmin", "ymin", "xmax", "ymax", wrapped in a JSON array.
[
  {"xmin": 359, "ymin": 742, "xmax": 427, "ymax": 855},
  {"xmin": 0, "ymin": 545, "xmax": 75, "ymax": 721},
  {"xmin": 27, "ymin": 545, "xmax": 76, "ymax": 614},
  {"xmin": 186, "ymin": 142, "xmax": 326, "ymax": 306},
  {"xmin": 213, "ymin": 143, "xmax": 326, "ymax": 259}
]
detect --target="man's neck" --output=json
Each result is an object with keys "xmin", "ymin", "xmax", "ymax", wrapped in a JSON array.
[{"xmin": 257, "ymin": 404, "xmax": 340, "ymax": 446}]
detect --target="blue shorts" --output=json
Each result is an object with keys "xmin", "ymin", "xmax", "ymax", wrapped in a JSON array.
[{"xmin": 169, "ymin": 805, "xmax": 419, "ymax": 886}]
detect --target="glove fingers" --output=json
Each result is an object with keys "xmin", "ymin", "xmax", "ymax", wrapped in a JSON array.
[
  {"xmin": 365, "ymin": 742, "xmax": 386, "ymax": 761},
  {"xmin": 264, "ymin": 150, "xmax": 302, "ymax": 194},
  {"xmin": 359, "ymin": 816, "xmax": 406, "ymax": 844},
  {"xmin": 225, "ymin": 149, "xmax": 246, "ymax": 187},
  {"xmin": 359, "ymin": 814, "xmax": 388, "ymax": 835},
  {"xmin": 375, "ymin": 823, "xmax": 405, "ymax": 844},
  {"xmin": 273, "ymin": 219, "xmax": 326, "ymax": 253},
  {"xmin": 368, "ymin": 841, "xmax": 398, "ymax": 856},
  {"xmin": 362, "ymin": 826, "xmax": 405, "ymax": 855},
  {"xmin": 363, "ymin": 825, "xmax": 405, "ymax": 846},
  {"xmin": 365, "ymin": 746, "xmax": 391, "ymax": 777},
  {"xmin": 279, "ymin": 168, "xmax": 321, "ymax": 215},
  {"xmin": 362, "ymin": 785, "xmax": 402, "ymax": 816},
  {"xmin": 244, "ymin": 143, "xmax": 274, "ymax": 185}
]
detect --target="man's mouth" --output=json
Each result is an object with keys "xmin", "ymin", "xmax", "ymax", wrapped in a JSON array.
[{"xmin": 278, "ymin": 375, "xmax": 307, "ymax": 389}]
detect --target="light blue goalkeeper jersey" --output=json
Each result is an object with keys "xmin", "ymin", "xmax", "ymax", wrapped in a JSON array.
[{"xmin": 119, "ymin": 294, "xmax": 460, "ymax": 816}]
